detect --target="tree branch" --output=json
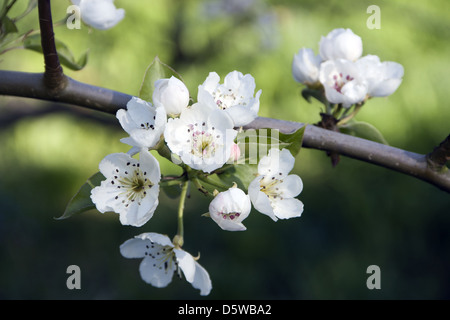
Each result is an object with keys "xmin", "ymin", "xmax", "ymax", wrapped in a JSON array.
[{"xmin": 0, "ymin": 70, "xmax": 449, "ymax": 193}]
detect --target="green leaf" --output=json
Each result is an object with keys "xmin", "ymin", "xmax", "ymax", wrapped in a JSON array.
[
  {"xmin": 215, "ymin": 164, "xmax": 258, "ymax": 193},
  {"xmin": 0, "ymin": 16, "xmax": 18, "ymax": 37},
  {"xmin": 339, "ymin": 120, "xmax": 389, "ymax": 145},
  {"xmin": 236, "ymin": 125, "xmax": 306, "ymax": 164},
  {"xmin": 161, "ymin": 183, "xmax": 182, "ymax": 199},
  {"xmin": 301, "ymin": 88, "xmax": 327, "ymax": 106},
  {"xmin": 138, "ymin": 56, "xmax": 183, "ymax": 102},
  {"xmin": 56, "ymin": 172, "xmax": 104, "ymax": 220},
  {"xmin": 23, "ymin": 34, "xmax": 88, "ymax": 71}
]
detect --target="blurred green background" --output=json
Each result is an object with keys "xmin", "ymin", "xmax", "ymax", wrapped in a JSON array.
[{"xmin": 0, "ymin": 0, "xmax": 449, "ymax": 299}]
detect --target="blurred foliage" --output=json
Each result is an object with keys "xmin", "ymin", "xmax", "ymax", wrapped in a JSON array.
[{"xmin": 0, "ymin": 0, "xmax": 449, "ymax": 299}]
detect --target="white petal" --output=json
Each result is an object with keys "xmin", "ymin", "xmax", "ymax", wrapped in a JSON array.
[
  {"xmin": 224, "ymin": 105, "xmax": 258, "ymax": 127},
  {"xmin": 191, "ymin": 261, "xmax": 212, "ymax": 296},
  {"xmin": 139, "ymin": 149, "xmax": 161, "ymax": 184},
  {"xmin": 90, "ymin": 181, "xmax": 119, "ymax": 213},
  {"xmin": 139, "ymin": 256, "xmax": 174, "ymax": 288},
  {"xmin": 98, "ymin": 152, "xmax": 133, "ymax": 178},
  {"xmin": 248, "ymin": 177, "xmax": 277, "ymax": 221},
  {"xmin": 200, "ymin": 72, "xmax": 221, "ymax": 93},
  {"xmin": 119, "ymin": 238, "xmax": 148, "ymax": 259},
  {"xmin": 277, "ymin": 174, "xmax": 303, "ymax": 198},
  {"xmin": 258, "ymin": 148, "xmax": 295, "ymax": 178},
  {"xmin": 174, "ymin": 249, "xmax": 196, "ymax": 283},
  {"xmin": 272, "ymin": 198, "xmax": 304, "ymax": 219},
  {"xmin": 134, "ymin": 232, "xmax": 174, "ymax": 247}
]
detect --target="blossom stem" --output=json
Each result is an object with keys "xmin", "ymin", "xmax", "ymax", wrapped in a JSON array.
[
  {"xmin": 175, "ymin": 180, "xmax": 190, "ymax": 248},
  {"xmin": 337, "ymin": 102, "xmax": 364, "ymax": 126}
]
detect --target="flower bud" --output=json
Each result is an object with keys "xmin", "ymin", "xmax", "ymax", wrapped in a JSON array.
[
  {"xmin": 75, "ymin": 0, "xmax": 125, "ymax": 30},
  {"xmin": 153, "ymin": 76, "xmax": 190, "ymax": 117},
  {"xmin": 319, "ymin": 28, "xmax": 363, "ymax": 61},
  {"xmin": 292, "ymin": 48, "xmax": 322, "ymax": 87},
  {"xmin": 229, "ymin": 143, "xmax": 241, "ymax": 163}
]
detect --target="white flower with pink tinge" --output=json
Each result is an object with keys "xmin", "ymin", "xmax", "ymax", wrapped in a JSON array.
[
  {"xmin": 208, "ymin": 187, "xmax": 251, "ymax": 231},
  {"xmin": 198, "ymin": 70, "xmax": 262, "ymax": 127},
  {"xmin": 319, "ymin": 59, "xmax": 368, "ymax": 107},
  {"xmin": 164, "ymin": 101, "xmax": 238, "ymax": 173}
]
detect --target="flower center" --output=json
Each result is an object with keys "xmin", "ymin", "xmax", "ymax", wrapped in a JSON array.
[
  {"xmin": 187, "ymin": 122, "xmax": 221, "ymax": 159},
  {"xmin": 213, "ymin": 88, "xmax": 245, "ymax": 110},
  {"xmin": 144, "ymin": 242, "xmax": 181, "ymax": 277},
  {"xmin": 259, "ymin": 174, "xmax": 284, "ymax": 201},
  {"xmin": 111, "ymin": 162, "xmax": 154, "ymax": 207},
  {"xmin": 332, "ymin": 72, "xmax": 354, "ymax": 93},
  {"xmin": 219, "ymin": 211, "xmax": 241, "ymax": 220}
]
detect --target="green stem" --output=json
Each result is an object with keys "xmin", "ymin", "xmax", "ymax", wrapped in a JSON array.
[
  {"xmin": 174, "ymin": 180, "xmax": 189, "ymax": 248},
  {"xmin": 337, "ymin": 102, "xmax": 364, "ymax": 126}
]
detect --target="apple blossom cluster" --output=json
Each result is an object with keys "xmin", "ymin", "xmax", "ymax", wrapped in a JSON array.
[
  {"xmin": 89, "ymin": 70, "xmax": 304, "ymax": 295},
  {"xmin": 292, "ymin": 28, "xmax": 404, "ymax": 108}
]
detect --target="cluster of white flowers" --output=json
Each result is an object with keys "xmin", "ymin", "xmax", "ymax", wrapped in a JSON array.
[
  {"xmin": 89, "ymin": 69, "xmax": 304, "ymax": 295},
  {"xmin": 292, "ymin": 28, "xmax": 404, "ymax": 107}
]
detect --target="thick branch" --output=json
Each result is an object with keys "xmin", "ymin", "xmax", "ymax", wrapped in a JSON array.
[{"xmin": 0, "ymin": 70, "xmax": 449, "ymax": 192}]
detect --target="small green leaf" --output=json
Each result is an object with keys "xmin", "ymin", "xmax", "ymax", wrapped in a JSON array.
[
  {"xmin": 161, "ymin": 183, "xmax": 181, "ymax": 199},
  {"xmin": 236, "ymin": 125, "xmax": 306, "ymax": 163},
  {"xmin": 138, "ymin": 56, "xmax": 183, "ymax": 102},
  {"xmin": 23, "ymin": 34, "xmax": 89, "ymax": 71},
  {"xmin": 214, "ymin": 164, "xmax": 258, "ymax": 193},
  {"xmin": 0, "ymin": 16, "xmax": 18, "ymax": 37},
  {"xmin": 301, "ymin": 88, "xmax": 327, "ymax": 106},
  {"xmin": 56, "ymin": 172, "xmax": 104, "ymax": 220},
  {"xmin": 339, "ymin": 120, "xmax": 389, "ymax": 145}
]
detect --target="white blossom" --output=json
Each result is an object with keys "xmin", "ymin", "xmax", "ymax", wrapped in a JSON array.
[
  {"xmin": 164, "ymin": 101, "xmax": 238, "ymax": 173},
  {"xmin": 319, "ymin": 59, "xmax": 368, "ymax": 107},
  {"xmin": 90, "ymin": 149, "xmax": 161, "ymax": 227},
  {"xmin": 120, "ymin": 232, "xmax": 212, "ymax": 296},
  {"xmin": 355, "ymin": 55, "xmax": 404, "ymax": 97},
  {"xmin": 116, "ymin": 97, "xmax": 166, "ymax": 150},
  {"xmin": 292, "ymin": 48, "xmax": 322, "ymax": 86},
  {"xmin": 208, "ymin": 187, "xmax": 251, "ymax": 231},
  {"xmin": 198, "ymin": 71, "xmax": 261, "ymax": 127},
  {"xmin": 74, "ymin": 0, "xmax": 125, "ymax": 30},
  {"xmin": 319, "ymin": 28, "xmax": 363, "ymax": 62},
  {"xmin": 153, "ymin": 77, "xmax": 190, "ymax": 117},
  {"xmin": 248, "ymin": 148, "xmax": 304, "ymax": 221}
]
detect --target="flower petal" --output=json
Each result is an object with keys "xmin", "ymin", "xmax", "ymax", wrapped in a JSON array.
[
  {"xmin": 277, "ymin": 174, "xmax": 303, "ymax": 198},
  {"xmin": 139, "ymin": 256, "xmax": 175, "ymax": 288},
  {"xmin": 248, "ymin": 177, "xmax": 277, "ymax": 221},
  {"xmin": 272, "ymin": 198, "xmax": 304, "ymax": 219},
  {"xmin": 191, "ymin": 261, "xmax": 212, "ymax": 296},
  {"xmin": 174, "ymin": 249, "xmax": 196, "ymax": 283}
]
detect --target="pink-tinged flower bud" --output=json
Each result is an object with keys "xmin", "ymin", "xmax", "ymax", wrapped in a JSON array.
[{"xmin": 229, "ymin": 143, "xmax": 241, "ymax": 162}]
